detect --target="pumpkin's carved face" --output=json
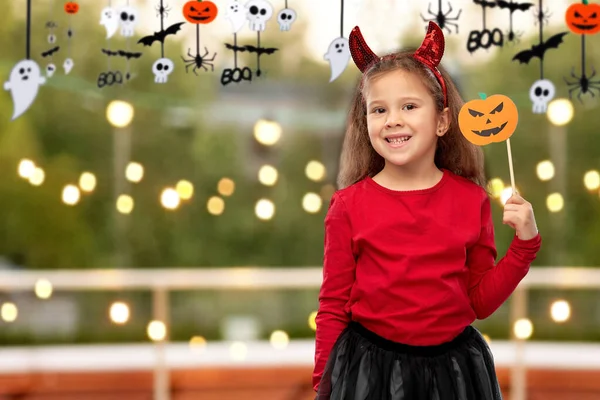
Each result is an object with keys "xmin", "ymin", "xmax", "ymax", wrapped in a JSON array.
[
  {"xmin": 64, "ymin": 1, "xmax": 79, "ymax": 14},
  {"xmin": 458, "ymin": 94, "xmax": 518, "ymax": 146},
  {"xmin": 183, "ymin": 1, "xmax": 218, "ymax": 24},
  {"xmin": 566, "ymin": 2, "xmax": 600, "ymax": 34}
]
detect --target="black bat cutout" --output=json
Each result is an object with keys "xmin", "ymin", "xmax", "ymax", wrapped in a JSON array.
[
  {"xmin": 102, "ymin": 48, "xmax": 118, "ymax": 56},
  {"xmin": 512, "ymin": 32, "xmax": 568, "ymax": 64},
  {"xmin": 41, "ymin": 46, "xmax": 60, "ymax": 57},
  {"xmin": 473, "ymin": 0, "xmax": 497, "ymax": 8},
  {"xmin": 138, "ymin": 22, "xmax": 185, "ymax": 47},
  {"xmin": 496, "ymin": 0, "xmax": 534, "ymax": 12},
  {"xmin": 45, "ymin": 21, "xmax": 58, "ymax": 29},
  {"xmin": 225, "ymin": 43, "xmax": 279, "ymax": 55}
]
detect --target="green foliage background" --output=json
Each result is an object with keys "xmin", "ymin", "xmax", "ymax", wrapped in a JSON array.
[{"xmin": 1, "ymin": 1, "xmax": 600, "ymax": 345}]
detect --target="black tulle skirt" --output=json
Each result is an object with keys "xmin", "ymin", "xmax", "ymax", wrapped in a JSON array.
[{"xmin": 316, "ymin": 322, "xmax": 502, "ymax": 400}]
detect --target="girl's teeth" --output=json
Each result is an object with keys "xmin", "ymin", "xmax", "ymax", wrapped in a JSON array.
[{"xmin": 388, "ymin": 137, "xmax": 410, "ymax": 144}]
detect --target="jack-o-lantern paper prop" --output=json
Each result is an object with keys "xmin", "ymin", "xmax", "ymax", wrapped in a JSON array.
[
  {"xmin": 458, "ymin": 93, "xmax": 519, "ymax": 146},
  {"xmin": 566, "ymin": 0, "xmax": 600, "ymax": 35},
  {"xmin": 183, "ymin": 0, "xmax": 218, "ymax": 24},
  {"xmin": 64, "ymin": 1, "xmax": 79, "ymax": 14}
]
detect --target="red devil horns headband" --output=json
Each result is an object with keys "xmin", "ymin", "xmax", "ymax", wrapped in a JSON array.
[{"xmin": 349, "ymin": 21, "xmax": 448, "ymax": 108}]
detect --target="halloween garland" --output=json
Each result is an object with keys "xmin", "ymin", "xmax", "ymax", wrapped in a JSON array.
[
  {"xmin": 496, "ymin": 1, "xmax": 534, "ymax": 45},
  {"xmin": 138, "ymin": 0, "xmax": 184, "ymax": 83},
  {"xmin": 512, "ymin": 0, "xmax": 568, "ymax": 113},
  {"xmin": 97, "ymin": 0, "xmax": 142, "ymax": 88},
  {"xmin": 63, "ymin": 1, "xmax": 78, "ymax": 74},
  {"xmin": 467, "ymin": 0, "xmax": 504, "ymax": 53},
  {"xmin": 421, "ymin": 0, "xmax": 462, "ymax": 35},
  {"xmin": 277, "ymin": 0, "xmax": 297, "ymax": 32},
  {"xmin": 4, "ymin": 0, "xmax": 46, "ymax": 120},
  {"xmin": 459, "ymin": 93, "xmax": 519, "ymax": 192},
  {"xmin": 325, "ymin": 0, "xmax": 350, "ymax": 82},
  {"xmin": 564, "ymin": 0, "xmax": 600, "ymax": 103},
  {"xmin": 221, "ymin": 0, "xmax": 251, "ymax": 85},
  {"xmin": 246, "ymin": 0, "xmax": 278, "ymax": 78},
  {"xmin": 42, "ymin": 0, "xmax": 60, "ymax": 78},
  {"xmin": 182, "ymin": 0, "xmax": 218, "ymax": 74}
]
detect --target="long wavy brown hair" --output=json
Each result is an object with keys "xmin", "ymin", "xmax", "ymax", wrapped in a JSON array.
[{"xmin": 337, "ymin": 49, "xmax": 487, "ymax": 190}]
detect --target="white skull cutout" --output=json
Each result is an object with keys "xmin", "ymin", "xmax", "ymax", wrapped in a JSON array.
[
  {"xmin": 246, "ymin": 0, "xmax": 273, "ymax": 32},
  {"xmin": 119, "ymin": 6, "xmax": 138, "ymax": 37},
  {"xmin": 152, "ymin": 58, "xmax": 174, "ymax": 84},
  {"xmin": 277, "ymin": 8, "xmax": 296, "ymax": 31},
  {"xmin": 529, "ymin": 79, "xmax": 555, "ymax": 114}
]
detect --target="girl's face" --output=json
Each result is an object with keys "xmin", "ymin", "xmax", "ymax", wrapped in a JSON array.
[{"xmin": 364, "ymin": 69, "xmax": 449, "ymax": 172}]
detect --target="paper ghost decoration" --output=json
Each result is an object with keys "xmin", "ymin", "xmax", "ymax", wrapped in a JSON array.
[
  {"xmin": 324, "ymin": 37, "xmax": 350, "ymax": 82},
  {"xmin": 46, "ymin": 63, "xmax": 56, "ymax": 77},
  {"xmin": 63, "ymin": 58, "xmax": 74, "ymax": 74},
  {"xmin": 100, "ymin": 7, "xmax": 119, "ymax": 39},
  {"xmin": 246, "ymin": 0, "xmax": 273, "ymax": 32},
  {"xmin": 4, "ymin": 60, "xmax": 46, "ymax": 120},
  {"xmin": 225, "ymin": 0, "xmax": 247, "ymax": 33}
]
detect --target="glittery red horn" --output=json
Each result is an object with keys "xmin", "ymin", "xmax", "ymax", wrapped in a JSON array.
[
  {"xmin": 413, "ymin": 21, "xmax": 448, "ymax": 107},
  {"xmin": 349, "ymin": 26, "xmax": 379, "ymax": 73}
]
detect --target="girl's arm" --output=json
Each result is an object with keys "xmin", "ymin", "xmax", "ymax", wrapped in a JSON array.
[
  {"xmin": 313, "ymin": 192, "xmax": 356, "ymax": 392},
  {"xmin": 466, "ymin": 193, "xmax": 541, "ymax": 319}
]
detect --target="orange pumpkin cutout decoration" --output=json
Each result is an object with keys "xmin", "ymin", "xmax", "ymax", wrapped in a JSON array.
[
  {"xmin": 183, "ymin": 0, "xmax": 218, "ymax": 24},
  {"xmin": 458, "ymin": 93, "xmax": 519, "ymax": 146},
  {"xmin": 64, "ymin": 1, "xmax": 79, "ymax": 14},
  {"xmin": 566, "ymin": 0, "xmax": 600, "ymax": 35}
]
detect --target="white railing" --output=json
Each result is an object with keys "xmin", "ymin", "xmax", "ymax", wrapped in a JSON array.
[{"xmin": 1, "ymin": 266, "xmax": 599, "ymax": 400}]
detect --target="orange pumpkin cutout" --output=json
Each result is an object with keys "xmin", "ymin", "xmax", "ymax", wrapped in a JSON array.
[
  {"xmin": 458, "ymin": 93, "xmax": 519, "ymax": 146},
  {"xmin": 566, "ymin": 0, "xmax": 600, "ymax": 35},
  {"xmin": 64, "ymin": 1, "xmax": 79, "ymax": 14},
  {"xmin": 183, "ymin": 0, "xmax": 218, "ymax": 24}
]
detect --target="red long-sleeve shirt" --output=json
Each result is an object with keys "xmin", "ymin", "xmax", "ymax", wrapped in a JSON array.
[{"xmin": 313, "ymin": 169, "xmax": 541, "ymax": 391}]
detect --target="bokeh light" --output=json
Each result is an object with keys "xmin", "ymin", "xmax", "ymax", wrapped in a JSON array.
[
  {"xmin": 229, "ymin": 342, "xmax": 248, "ymax": 361},
  {"xmin": 109, "ymin": 302, "xmax": 130, "ymax": 325},
  {"xmin": 116, "ymin": 195, "xmax": 134, "ymax": 214},
  {"xmin": 546, "ymin": 193, "xmax": 564, "ymax": 212},
  {"xmin": 147, "ymin": 320, "xmax": 167, "ymax": 341},
  {"xmin": 550, "ymin": 300, "xmax": 571, "ymax": 323},
  {"xmin": 270, "ymin": 330, "xmax": 290, "ymax": 350},
  {"xmin": 305, "ymin": 160, "xmax": 326, "ymax": 182},
  {"xmin": 29, "ymin": 167, "xmax": 45, "ymax": 186},
  {"xmin": 189, "ymin": 336, "xmax": 207, "ymax": 354},
  {"xmin": 254, "ymin": 119, "xmax": 282, "ymax": 146},
  {"xmin": 546, "ymin": 98, "xmax": 574, "ymax": 126},
  {"xmin": 106, "ymin": 100, "xmax": 134, "ymax": 128},
  {"xmin": 536, "ymin": 161, "xmax": 555, "ymax": 182},
  {"xmin": 308, "ymin": 311, "xmax": 317, "ymax": 331},
  {"xmin": 18, "ymin": 159, "xmax": 35, "ymax": 179},
  {"xmin": 35, "ymin": 279, "xmax": 53, "ymax": 299},
  {"xmin": 161, "ymin": 188, "xmax": 180, "ymax": 210},
  {"xmin": 217, "ymin": 178, "xmax": 235, "ymax": 196},
  {"xmin": 488, "ymin": 178, "xmax": 504, "ymax": 199},
  {"xmin": 1, "ymin": 302, "xmax": 18, "ymax": 322},
  {"xmin": 302, "ymin": 192, "xmax": 322, "ymax": 213},
  {"xmin": 79, "ymin": 172, "xmax": 97, "ymax": 192},
  {"xmin": 258, "ymin": 165, "xmax": 278, "ymax": 186},
  {"xmin": 207, "ymin": 196, "xmax": 225, "ymax": 215},
  {"xmin": 583, "ymin": 170, "xmax": 600, "ymax": 191},
  {"xmin": 255, "ymin": 199, "xmax": 275, "ymax": 220},
  {"xmin": 513, "ymin": 318, "xmax": 533, "ymax": 340},
  {"xmin": 62, "ymin": 184, "xmax": 81, "ymax": 206},
  {"xmin": 176, "ymin": 180, "xmax": 194, "ymax": 200},
  {"xmin": 126, "ymin": 162, "xmax": 144, "ymax": 183}
]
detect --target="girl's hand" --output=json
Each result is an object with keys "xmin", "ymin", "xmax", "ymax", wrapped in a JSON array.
[{"xmin": 503, "ymin": 193, "xmax": 539, "ymax": 241}]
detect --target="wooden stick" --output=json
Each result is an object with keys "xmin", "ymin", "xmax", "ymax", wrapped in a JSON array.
[{"xmin": 506, "ymin": 138, "xmax": 516, "ymax": 193}]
